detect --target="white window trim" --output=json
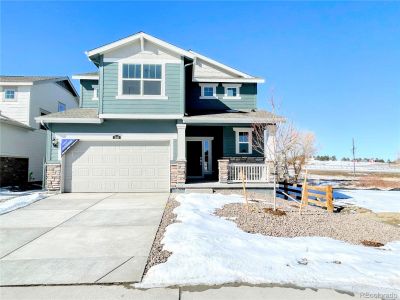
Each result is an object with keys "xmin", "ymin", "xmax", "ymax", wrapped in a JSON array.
[
  {"xmin": 233, "ymin": 127, "xmax": 253, "ymax": 154},
  {"xmin": 223, "ymin": 84, "xmax": 242, "ymax": 100},
  {"xmin": 199, "ymin": 83, "xmax": 218, "ymax": 100},
  {"xmin": 117, "ymin": 61, "xmax": 168, "ymax": 100},
  {"xmin": 92, "ymin": 85, "xmax": 99, "ymax": 100},
  {"xmin": 3, "ymin": 88, "xmax": 17, "ymax": 102}
]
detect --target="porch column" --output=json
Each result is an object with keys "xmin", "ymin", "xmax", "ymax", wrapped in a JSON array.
[
  {"xmin": 176, "ymin": 124, "xmax": 187, "ymax": 185},
  {"xmin": 176, "ymin": 124, "xmax": 186, "ymax": 160},
  {"xmin": 265, "ymin": 124, "xmax": 277, "ymax": 162}
]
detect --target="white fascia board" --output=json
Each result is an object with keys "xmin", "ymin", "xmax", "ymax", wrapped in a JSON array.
[
  {"xmin": 183, "ymin": 118, "xmax": 267, "ymax": 124},
  {"xmin": 99, "ymin": 114, "xmax": 183, "ymax": 120},
  {"xmin": 85, "ymin": 32, "xmax": 195, "ymax": 59},
  {"xmin": 0, "ymin": 82, "xmax": 33, "ymax": 86},
  {"xmin": 34, "ymin": 117, "xmax": 103, "ymax": 124},
  {"xmin": 72, "ymin": 75, "xmax": 99, "ymax": 80},
  {"xmin": 55, "ymin": 132, "xmax": 177, "ymax": 141},
  {"xmin": 190, "ymin": 50, "xmax": 253, "ymax": 79},
  {"xmin": 193, "ymin": 77, "xmax": 265, "ymax": 83}
]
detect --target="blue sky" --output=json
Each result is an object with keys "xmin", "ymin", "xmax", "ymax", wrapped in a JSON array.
[{"xmin": 1, "ymin": 1, "xmax": 399, "ymax": 160}]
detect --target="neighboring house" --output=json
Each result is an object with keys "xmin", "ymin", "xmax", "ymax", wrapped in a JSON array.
[
  {"xmin": 37, "ymin": 32, "xmax": 281, "ymax": 193},
  {"xmin": 0, "ymin": 76, "xmax": 78, "ymax": 187}
]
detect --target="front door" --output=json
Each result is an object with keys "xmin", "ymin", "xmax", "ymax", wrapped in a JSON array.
[{"xmin": 187, "ymin": 141, "xmax": 203, "ymax": 177}]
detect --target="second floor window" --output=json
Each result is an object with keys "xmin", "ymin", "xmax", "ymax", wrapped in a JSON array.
[
  {"xmin": 58, "ymin": 102, "xmax": 66, "ymax": 112},
  {"xmin": 4, "ymin": 88, "xmax": 16, "ymax": 101},
  {"xmin": 122, "ymin": 64, "xmax": 162, "ymax": 96}
]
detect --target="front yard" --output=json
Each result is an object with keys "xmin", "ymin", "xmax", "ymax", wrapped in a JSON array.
[{"xmin": 139, "ymin": 192, "xmax": 400, "ymax": 295}]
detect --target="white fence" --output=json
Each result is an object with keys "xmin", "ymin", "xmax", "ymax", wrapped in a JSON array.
[{"xmin": 228, "ymin": 163, "xmax": 270, "ymax": 183}]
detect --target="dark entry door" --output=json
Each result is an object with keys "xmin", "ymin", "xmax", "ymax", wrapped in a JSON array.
[{"xmin": 187, "ymin": 141, "xmax": 203, "ymax": 177}]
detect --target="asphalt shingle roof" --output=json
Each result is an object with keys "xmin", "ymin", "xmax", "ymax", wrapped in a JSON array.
[
  {"xmin": 184, "ymin": 110, "xmax": 284, "ymax": 123},
  {"xmin": 38, "ymin": 108, "xmax": 99, "ymax": 120},
  {"xmin": 0, "ymin": 76, "xmax": 65, "ymax": 83}
]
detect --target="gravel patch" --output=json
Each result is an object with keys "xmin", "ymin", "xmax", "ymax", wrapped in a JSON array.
[
  {"xmin": 143, "ymin": 194, "xmax": 179, "ymax": 274},
  {"xmin": 215, "ymin": 201, "xmax": 400, "ymax": 245}
]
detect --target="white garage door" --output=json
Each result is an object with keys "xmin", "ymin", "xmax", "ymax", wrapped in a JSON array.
[{"xmin": 64, "ymin": 141, "xmax": 170, "ymax": 192}]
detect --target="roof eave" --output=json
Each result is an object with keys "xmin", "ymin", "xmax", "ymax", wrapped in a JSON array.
[
  {"xmin": 35, "ymin": 117, "xmax": 103, "ymax": 124},
  {"xmin": 192, "ymin": 77, "xmax": 265, "ymax": 84},
  {"xmin": 72, "ymin": 75, "xmax": 100, "ymax": 80}
]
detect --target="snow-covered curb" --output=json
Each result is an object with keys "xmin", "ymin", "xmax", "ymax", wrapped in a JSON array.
[
  {"xmin": 138, "ymin": 193, "xmax": 400, "ymax": 294},
  {"xmin": 334, "ymin": 189, "xmax": 400, "ymax": 213},
  {"xmin": 0, "ymin": 192, "xmax": 47, "ymax": 215}
]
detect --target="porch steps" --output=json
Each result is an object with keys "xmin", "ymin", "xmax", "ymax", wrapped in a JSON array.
[{"xmin": 185, "ymin": 188, "xmax": 214, "ymax": 194}]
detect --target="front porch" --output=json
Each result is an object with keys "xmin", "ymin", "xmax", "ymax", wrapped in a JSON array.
[{"xmin": 171, "ymin": 111, "xmax": 278, "ymax": 188}]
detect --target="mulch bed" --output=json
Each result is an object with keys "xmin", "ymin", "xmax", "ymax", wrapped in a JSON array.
[
  {"xmin": 215, "ymin": 201, "xmax": 400, "ymax": 246},
  {"xmin": 143, "ymin": 195, "xmax": 179, "ymax": 275}
]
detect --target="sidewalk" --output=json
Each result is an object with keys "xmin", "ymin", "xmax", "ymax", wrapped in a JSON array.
[{"xmin": 1, "ymin": 284, "xmax": 357, "ymax": 300}]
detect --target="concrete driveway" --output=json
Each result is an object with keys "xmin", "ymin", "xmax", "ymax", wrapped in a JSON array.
[{"xmin": 0, "ymin": 193, "xmax": 169, "ymax": 286}]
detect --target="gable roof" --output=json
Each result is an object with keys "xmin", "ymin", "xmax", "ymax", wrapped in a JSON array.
[
  {"xmin": 86, "ymin": 31, "xmax": 195, "ymax": 60},
  {"xmin": 0, "ymin": 76, "xmax": 79, "ymax": 98},
  {"xmin": 84, "ymin": 32, "xmax": 264, "ymax": 83}
]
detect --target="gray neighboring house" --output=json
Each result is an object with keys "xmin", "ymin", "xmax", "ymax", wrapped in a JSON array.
[
  {"xmin": 36, "ymin": 32, "xmax": 281, "ymax": 193},
  {"xmin": 0, "ymin": 76, "xmax": 78, "ymax": 186}
]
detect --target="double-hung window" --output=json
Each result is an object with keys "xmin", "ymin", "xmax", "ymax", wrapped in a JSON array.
[
  {"xmin": 121, "ymin": 63, "xmax": 163, "ymax": 97},
  {"xmin": 233, "ymin": 128, "xmax": 253, "ymax": 154},
  {"xmin": 4, "ymin": 88, "xmax": 16, "ymax": 101},
  {"xmin": 223, "ymin": 84, "xmax": 241, "ymax": 99},
  {"xmin": 199, "ymin": 83, "xmax": 218, "ymax": 99}
]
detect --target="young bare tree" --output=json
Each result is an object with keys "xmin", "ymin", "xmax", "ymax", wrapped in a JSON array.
[{"xmin": 252, "ymin": 99, "xmax": 316, "ymax": 184}]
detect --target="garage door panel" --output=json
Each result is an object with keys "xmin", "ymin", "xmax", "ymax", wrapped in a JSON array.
[{"xmin": 64, "ymin": 141, "xmax": 170, "ymax": 193}]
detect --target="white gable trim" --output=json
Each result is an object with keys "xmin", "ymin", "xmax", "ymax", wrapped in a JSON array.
[
  {"xmin": 85, "ymin": 32, "xmax": 195, "ymax": 59},
  {"xmin": 190, "ymin": 50, "xmax": 254, "ymax": 79}
]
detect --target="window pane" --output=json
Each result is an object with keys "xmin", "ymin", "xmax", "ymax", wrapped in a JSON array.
[
  {"xmin": 155, "ymin": 65, "xmax": 161, "ymax": 79},
  {"xmin": 239, "ymin": 143, "xmax": 249, "ymax": 153},
  {"xmin": 143, "ymin": 64, "xmax": 161, "ymax": 79},
  {"xmin": 239, "ymin": 132, "xmax": 248, "ymax": 142},
  {"xmin": 123, "ymin": 64, "xmax": 141, "ymax": 78},
  {"xmin": 143, "ymin": 81, "xmax": 161, "ymax": 95},
  {"xmin": 227, "ymin": 87, "xmax": 237, "ymax": 97},
  {"xmin": 123, "ymin": 80, "xmax": 140, "ymax": 95},
  {"xmin": 5, "ymin": 90, "xmax": 15, "ymax": 99},
  {"xmin": 58, "ymin": 103, "xmax": 66, "ymax": 112},
  {"xmin": 203, "ymin": 87, "xmax": 213, "ymax": 97}
]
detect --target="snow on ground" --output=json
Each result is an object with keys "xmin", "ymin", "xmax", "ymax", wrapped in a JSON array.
[
  {"xmin": 138, "ymin": 193, "xmax": 400, "ymax": 294},
  {"xmin": 307, "ymin": 160, "xmax": 400, "ymax": 173},
  {"xmin": 0, "ymin": 189, "xmax": 47, "ymax": 214},
  {"xmin": 334, "ymin": 189, "xmax": 400, "ymax": 213}
]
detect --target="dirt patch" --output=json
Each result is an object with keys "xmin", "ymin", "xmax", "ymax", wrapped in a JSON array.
[
  {"xmin": 361, "ymin": 240, "xmax": 385, "ymax": 247},
  {"xmin": 263, "ymin": 207, "xmax": 286, "ymax": 216},
  {"xmin": 215, "ymin": 202, "xmax": 400, "ymax": 246},
  {"xmin": 143, "ymin": 195, "xmax": 179, "ymax": 275}
]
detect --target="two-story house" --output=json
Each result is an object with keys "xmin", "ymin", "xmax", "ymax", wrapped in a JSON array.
[
  {"xmin": 36, "ymin": 32, "xmax": 281, "ymax": 193},
  {"xmin": 0, "ymin": 76, "xmax": 78, "ymax": 187}
]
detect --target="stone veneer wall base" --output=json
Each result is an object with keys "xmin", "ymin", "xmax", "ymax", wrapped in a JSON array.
[{"xmin": 46, "ymin": 163, "xmax": 61, "ymax": 191}]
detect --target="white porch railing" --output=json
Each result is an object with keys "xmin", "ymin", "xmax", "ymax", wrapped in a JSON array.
[{"xmin": 228, "ymin": 163, "xmax": 270, "ymax": 183}]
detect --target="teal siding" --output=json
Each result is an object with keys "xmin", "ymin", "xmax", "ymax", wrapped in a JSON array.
[
  {"xmin": 223, "ymin": 126, "xmax": 263, "ymax": 157},
  {"xmin": 101, "ymin": 61, "xmax": 184, "ymax": 114},
  {"xmin": 187, "ymin": 83, "xmax": 257, "ymax": 112},
  {"xmin": 47, "ymin": 127, "xmax": 60, "ymax": 163},
  {"xmin": 80, "ymin": 80, "xmax": 99, "ymax": 108}
]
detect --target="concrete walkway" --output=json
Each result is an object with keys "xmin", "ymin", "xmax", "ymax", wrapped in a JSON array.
[
  {"xmin": 0, "ymin": 193, "xmax": 168, "ymax": 286},
  {"xmin": 0, "ymin": 285, "xmax": 358, "ymax": 299}
]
